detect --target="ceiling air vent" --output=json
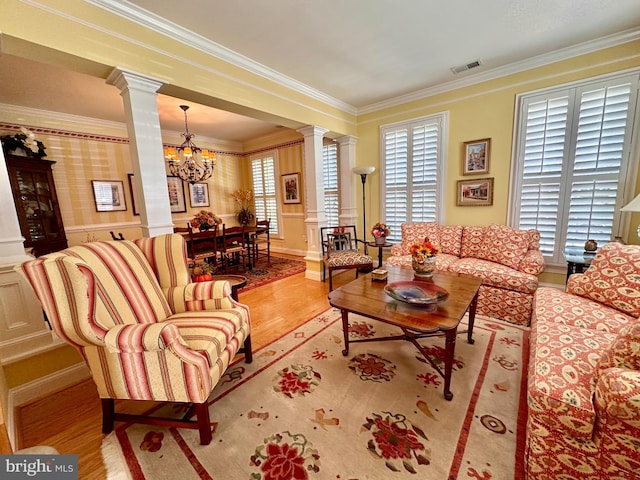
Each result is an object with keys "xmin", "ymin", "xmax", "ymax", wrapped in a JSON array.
[{"xmin": 451, "ymin": 60, "xmax": 482, "ymax": 74}]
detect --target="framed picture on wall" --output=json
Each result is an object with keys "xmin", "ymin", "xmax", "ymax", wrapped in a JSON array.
[
  {"xmin": 167, "ymin": 176, "xmax": 186, "ymax": 213},
  {"xmin": 127, "ymin": 174, "xmax": 140, "ymax": 215},
  {"xmin": 456, "ymin": 177, "xmax": 494, "ymax": 206},
  {"xmin": 463, "ymin": 138, "xmax": 491, "ymax": 175},
  {"xmin": 188, "ymin": 182, "xmax": 210, "ymax": 208},
  {"xmin": 91, "ymin": 180, "xmax": 127, "ymax": 212},
  {"xmin": 281, "ymin": 172, "xmax": 301, "ymax": 204}
]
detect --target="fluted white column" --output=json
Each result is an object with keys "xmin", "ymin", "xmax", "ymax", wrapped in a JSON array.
[
  {"xmin": 336, "ymin": 135, "xmax": 359, "ymax": 228},
  {"xmin": 107, "ymin": 68, "xmax": 173, "ymax": 237},
  {"xmin": 297, "ymin": 125, "xmax": 329, "ymax": 281}
]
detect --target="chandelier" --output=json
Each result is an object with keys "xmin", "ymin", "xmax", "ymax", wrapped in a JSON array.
[{"xmin": 164, "ymin": 105, "xmax": 215, "ymax": 184}]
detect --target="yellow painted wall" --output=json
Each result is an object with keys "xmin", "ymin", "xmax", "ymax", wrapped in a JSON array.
[{"xmin": 357, "ymin": 40, "xmax": 640, "ymax": 287}]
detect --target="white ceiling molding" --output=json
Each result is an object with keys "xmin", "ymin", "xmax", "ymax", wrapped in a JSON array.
[
  {"xmin": 359, "ymin": 27, "xmax": 640, "ymax": 115},
  {"xmin": 85, "ymin": 0, "xmax": 357, "ymax": 115}
]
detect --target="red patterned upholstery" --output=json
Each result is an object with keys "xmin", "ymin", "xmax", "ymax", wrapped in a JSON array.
[
  {"xmin": 387, "ymin": 223, "xmax": 544, "ymax": 325},
  {"xmin": 526, "ymin": 243, "xmax": 640, "ymax": 479},
  {"xmin": 321, "ymin": 226, "xmax": 373, "ymax": 291},
  {"xmin": 16, "ymin": 233, "xmax": 252, "ymax": 445},
  {"xmin": 568, "ymin": 242, "xmax": 640, "ymax": 318}
]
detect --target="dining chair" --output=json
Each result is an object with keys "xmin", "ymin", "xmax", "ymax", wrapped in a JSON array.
[
  {"xmin": 15, "ymin": 233, "xmax": 252, "ymax": 445},
  {"xmin": 320, "ymin": 225, "xmax": 373, "ymax": 291},
  {"xmin": 250, "ymin": 218, "xmax": 271, "ymax": 266},
  {"xmin": 174, "ymin": 223, "xmax": 221, "ymax": 271},
  {"xmin": 221, "ymin": 224, "xmax": 249, "ymax": 272}
]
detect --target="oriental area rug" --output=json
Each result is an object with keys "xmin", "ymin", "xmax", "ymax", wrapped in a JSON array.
[
  {"xmin": 102, "ymin": 308, "xmax": 529, "ymax": 480},
  {"xmin": 239, "ymin": 256, "xmax": 306, "ymax": 292}
]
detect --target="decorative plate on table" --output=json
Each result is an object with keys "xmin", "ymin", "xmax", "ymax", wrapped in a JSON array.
[{"xmin": 384, "ymin": 281, "xmax": 449, "ymax": 305}]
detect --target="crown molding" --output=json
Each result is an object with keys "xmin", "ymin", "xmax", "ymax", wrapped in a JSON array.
[
  {"xmin": 0, "ymin": 103, "xmax": 243, "ymax": 150},
  {"xmin": 0, "ymin": 103, "xmax": 127, "ymax": 133},
  {"xmin": 85, "ymin": 0, "xmax": 357, "ymax": 116},
  {"xmin": 359, "ymin": 28, "xmax": 640, "ymax": 115}
]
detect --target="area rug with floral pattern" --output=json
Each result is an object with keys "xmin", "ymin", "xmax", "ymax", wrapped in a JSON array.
[
  {"xmin": 102, "ymin": 308, "xmax": 529, "ymax": 479},
  {"xmin": 238, "ymin": 256, "xmax": 306, "ymax": 292}
]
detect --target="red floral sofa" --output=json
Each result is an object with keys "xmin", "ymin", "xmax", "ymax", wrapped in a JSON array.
[
  {"xmin": 386, "ymin": 223, "xmax": 545, "ymax": 326},
  {"xmin": 527, "ymin": 242, "xmax": 640, "ymax": 479}
]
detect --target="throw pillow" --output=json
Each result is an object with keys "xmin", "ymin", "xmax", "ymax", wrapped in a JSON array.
[
  {"xmin": 568, "ymin": 242, "xmax": 640, "ymax": 317},
  {"xmin": 478, "ymin": 224, "xmax": 530, "ymax": 269},
  {"xmin": 438, "ymin": 225, "xmax": 463, "ymax": 256}
]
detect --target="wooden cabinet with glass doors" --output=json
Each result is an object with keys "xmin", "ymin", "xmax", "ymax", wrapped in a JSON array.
[{"xmin": 6, "ymin": 155, "xmax": 68, "ymax": 256}]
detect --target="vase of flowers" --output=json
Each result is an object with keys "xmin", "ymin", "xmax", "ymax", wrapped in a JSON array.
[
  {"xmin": 190, "ymin": 210, "xmax": 222, "ymax": 231},
  {"xmin": 231, "ymin": 189, "xmax": 255, "ymax": 225},
  {"xmin": 371, "ymin": 222, "xmax": 390, "ymax": 245},
  {"xmin": 409, "ymin": 237, "xmax": 440, "ymax": 278},
  {"xmin": 1, "ymin": 127, "xmax": 47, "ymax": 158}
]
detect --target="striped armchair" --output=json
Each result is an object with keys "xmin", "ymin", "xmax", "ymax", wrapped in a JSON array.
[{"xmin": 16, "ymin": 233, "xmax": 252, "ymax": 445}]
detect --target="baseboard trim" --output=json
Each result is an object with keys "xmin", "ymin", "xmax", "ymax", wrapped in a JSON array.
[{"xmin": 6, "ymin": 362, "xmax": 90, "ymax": 451}]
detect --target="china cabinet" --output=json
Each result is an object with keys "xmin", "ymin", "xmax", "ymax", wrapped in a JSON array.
[{"xmin": 5, "ymin": 155, "xmax": 68, "ymax": 256}]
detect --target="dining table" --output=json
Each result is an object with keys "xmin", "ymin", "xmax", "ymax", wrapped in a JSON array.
[{"xmin": 182, "ymin": 225, "xmax": 268, "ymax": 270}]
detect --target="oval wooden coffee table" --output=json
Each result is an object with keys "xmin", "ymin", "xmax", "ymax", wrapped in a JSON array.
[{"xmin": 328, "ymin": 265, "xmax": 481, "ymax": 400}]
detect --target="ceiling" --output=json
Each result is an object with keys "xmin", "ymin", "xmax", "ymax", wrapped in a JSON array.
[{"xmin": 1, "ymin": 0, "xmax": 639, "ymax": 143}]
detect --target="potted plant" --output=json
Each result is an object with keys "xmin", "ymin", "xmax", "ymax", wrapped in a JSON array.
[{"xmin": 231, "ymin": 189, "xmax": 255, "ymax": 225}]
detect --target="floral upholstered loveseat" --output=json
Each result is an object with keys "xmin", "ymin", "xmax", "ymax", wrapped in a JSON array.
[
  {"xmin": 386, "ymin": 222, "xmax": 545, "ymax": 325},
  {"xmin": 527, "ymin": 242, "xmax": 640, "ymax": 479}
]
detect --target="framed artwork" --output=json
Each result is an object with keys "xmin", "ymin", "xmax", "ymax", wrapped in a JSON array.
[
  {"xmin": 167, "ymin": 176, "xmax": 187, "ymax": 213},
  {"xmin": 456, "ymin": 177, "xmax": 494, "ymax": 206},
  {"xmin": 189, "ymin": 182, "xmax": 210, "ymax": 207},
  {"xmin": 282, "ymin": 172, "xmax": 301, "ymax": 204},
  {"xmin": 91, "ymin": 180, "xmax": 127, "ymax": 212},
  {"xmin": 127, "ymin": 174, "xmax": 140, "ymax": 215},
  {"xmin": 463, "ymin": 138, "xmax": 491, "ymax": 175}
]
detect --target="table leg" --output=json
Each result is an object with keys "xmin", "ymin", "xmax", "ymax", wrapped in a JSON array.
[
  {"xmin": 443, "ymin": 329, "xmax": 456, "ymax": 401},
  {"xmin": 341, "ymin": 309, "xmax": 350, "ymax": 356},
  {"xmin": 467, "ymin": 291, "xmax": 478, "ymax": 345},
  {"xmin": 377, "ymin": 248, "xmax": 383, "ymax": 268}
]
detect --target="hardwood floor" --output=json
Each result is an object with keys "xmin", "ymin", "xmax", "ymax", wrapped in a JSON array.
[{"xmin": 6, "ymin": 264, "xmax": 357, "ymax": 479}]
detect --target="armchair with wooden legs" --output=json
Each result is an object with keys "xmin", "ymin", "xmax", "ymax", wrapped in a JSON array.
[
  {"xmin": 16, "ymin": 233, "xmax": 252, "ymax": 445},
  {"xmin": 320, "ymin": 225, "xmax": 373, "ymax": 291}
]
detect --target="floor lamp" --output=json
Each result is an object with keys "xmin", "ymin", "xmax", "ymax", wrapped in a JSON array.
[
  {"xmin": 353, "ymin": 166, "xmax": 376, "ymax": 240},
  {"xmin": 621, "ymin": 193, "xmax": 640, "ymax": 239}
]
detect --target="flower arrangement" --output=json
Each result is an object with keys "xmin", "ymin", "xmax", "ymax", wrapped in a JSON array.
[
  {"xmin": 190, "ymin": 210, "xmax": 222, "ymax": 230},
  {"xmin": 231, "ymin": 189, "xmax": 255, "ymax": 225},
  {"xmin": 190, "ymin": 261, "xmax": 216, "ymax": 281},
  {"xmin": 371, "ymin": 222, "xmax": 390, "ymax": 238},
  {"xmin": 1, "ymin": 127, "xmax": 47, "ymax": 158},
  {"xmin": 409, "ymin": 237, "xmax": 440, "ymax": 261}
]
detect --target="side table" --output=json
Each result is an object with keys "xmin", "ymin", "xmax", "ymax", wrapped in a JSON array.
[
  {"xmin": 563, "ymin": 249, "xmax": 596, "ymax": 283},
  {"xmin": 211, "ymin": 274, "xmax": 248, "ymax": 301},
  {"xmin": 366, "ymin": 241, "xmax": 393, "ymax": 268}
]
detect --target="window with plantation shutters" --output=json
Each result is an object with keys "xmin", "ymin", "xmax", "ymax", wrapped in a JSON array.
[
  {"xmin": 510, "ymin": 71, "xmax": 639, "ymax": 266},
  {"xmin": 323, "ymin": 142, "xmax": 339, "ymax": 227},
  {"xmin": 251, "ymin": 152, "xmax": 279, "ymax": 235},
  {"xmin": 381, "ymin": 113, "xmax": 447, "ymax": 243}
]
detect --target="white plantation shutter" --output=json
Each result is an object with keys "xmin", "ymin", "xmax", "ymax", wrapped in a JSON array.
[
  {"xmin": 251, "ymin": 154, "xmax": 279, "ymax": 235},
  {"xmin": 323, "ymin": 142, "xmax": 339, "ymax": 226},
  {"xmin": 511, "ymin": 72, "xmax": 639, "ymax": 265},
  {"xmin": 381, "ymin": 114, "xmax": 446, "ymax": 243}
]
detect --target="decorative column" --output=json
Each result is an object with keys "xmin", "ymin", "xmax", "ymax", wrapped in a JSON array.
[
  {"xmin": 336, "ymin": 135, "xmax": 359, "ymax": 228},
  {"xmin": 297, "ymin": 125, "xmax": 329, "ymax": 281},
  {"xmin": 107, "ymin": 68, "xmax": 173, "ymax": 238}
]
